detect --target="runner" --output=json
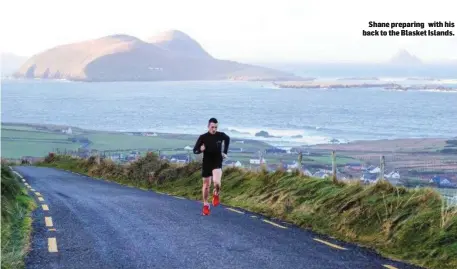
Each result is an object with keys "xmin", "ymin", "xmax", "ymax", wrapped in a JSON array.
[{"xmin": 193, "ymin": 118, "xmax": 230, "ymax": 215}]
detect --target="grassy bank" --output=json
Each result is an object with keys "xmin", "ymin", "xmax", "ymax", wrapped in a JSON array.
[
  {"xmin": 37, "ymin": 153, "xmax": 457, "ymax": 269},
  {"xmin": 1, "ymin": 165, "xmax": 36, "ymax": 269}
]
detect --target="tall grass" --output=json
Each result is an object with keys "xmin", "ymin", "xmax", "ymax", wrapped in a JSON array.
[
  {"xmin": 1, "ymin": 165, "xmax": 36, "ymax": 269},
  {"xmin": 38, "ymin": 153, "xmax": 457, "ymax": 269}
]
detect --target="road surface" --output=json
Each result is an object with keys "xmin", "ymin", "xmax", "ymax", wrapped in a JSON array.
[{"xmin": 13, "ymin": 166, "xmax": 423, "ymax": 269}]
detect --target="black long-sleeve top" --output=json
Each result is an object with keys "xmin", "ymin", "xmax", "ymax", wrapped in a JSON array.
[{"xmin": 193, "ymin": 131, "xmax": 230, "ymax": 156}]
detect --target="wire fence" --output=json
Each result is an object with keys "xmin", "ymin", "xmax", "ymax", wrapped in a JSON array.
[{"xmin": 10, "ymin": 146, "xmax": 457, "ymax": 205}]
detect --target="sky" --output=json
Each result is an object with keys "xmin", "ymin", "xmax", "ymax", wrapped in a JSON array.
[{"xmin": 1, "ymin": 0, "xmax": 456, "ymax": 63}]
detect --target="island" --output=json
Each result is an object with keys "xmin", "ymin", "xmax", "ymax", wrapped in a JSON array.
[
  {"xmin": 272, "ymin": 81, "xmax": 457, "ymax": 92},
  {"xmin": 13, "ymin": 30, "xmax": 302, "ymax": 82},
  {"xmin": 272, "ymin": 81, "xmax": 398, "ymax": 89}
]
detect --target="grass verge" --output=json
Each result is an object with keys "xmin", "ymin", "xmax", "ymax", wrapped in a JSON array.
[
  {"xmin": 1, "ymin": 165, "xmax": 36, "ymax": 269},
  {"xmin": 37, "ymin": 153, "xmax": 457, "ymax": 269}
]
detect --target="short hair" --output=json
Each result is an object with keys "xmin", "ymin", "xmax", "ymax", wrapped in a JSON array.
[{"xmin": 208, "ymin": 118, "xmax": 218, "ymax": 125}]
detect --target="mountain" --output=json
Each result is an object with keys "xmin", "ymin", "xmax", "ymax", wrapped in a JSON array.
[
  {"xmin": 13, "ymin": 31, "xmax": 300, "ymax": 82},
  {"xmin": 1, "ymin": 52, "xmax": 28, "ymax": 77},
  {"xmin": 147, "ymin": 30, "xmax": 212, "ymax": 59},
  {"xmin": 388, "ymin": 49, "xmax": 422, "ymax": 65}
]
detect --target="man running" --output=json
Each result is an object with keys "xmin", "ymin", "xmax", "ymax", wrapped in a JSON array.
[{"xmin": 193, "ymin": 118, "xmax": 230, "ymax": 215}]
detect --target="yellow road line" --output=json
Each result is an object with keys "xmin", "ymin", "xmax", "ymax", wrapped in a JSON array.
[
  {"xmin": 262, "ymin": 219, "xmax": 287, "ymax": 229},
  {"xmin": 48, "ymin": 238, "xmax": 58, "ymax": 252},
  {"xmin": 42, "ymin": 204, "xmax": 49, "ymax": 211},
  {"xmin": 226, "ymin": 208, "xmax": 244, "ymax": 214},
  {"xmin": 45, "ymin": 217, "xmax": 53, "ymax": 227},
  {"xmin": 313, "ymin": 238, "xmax": 347, "ymax": 250},
  {"xmin": 383, "ymin": 265, "xmax": 398, "ymax": 269},
  {"xmin": 38, "ymin": 197, "xmax": 45, "ymax": 202},
  {"xmin": 35, "ymin": 192, "xmax": 42, "ymax": 196}
]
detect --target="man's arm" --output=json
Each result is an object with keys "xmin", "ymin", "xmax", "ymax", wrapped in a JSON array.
[
  {"xmin": 193, "ymin": 135, "xmax": 204, "ymax": 154},
  {"xmin": 221, "ymin": 132, "xmax": 230, "ymax": 154}
]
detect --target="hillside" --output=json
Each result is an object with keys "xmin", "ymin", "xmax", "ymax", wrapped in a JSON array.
[
  {"xmin": 13, "ymin": 30, "xmax": 300, "ymax": 82},
  {"xmin": 37, "ymin": 154, "xmax": 457, "ymax": 269}
]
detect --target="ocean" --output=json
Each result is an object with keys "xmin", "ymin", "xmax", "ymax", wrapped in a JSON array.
[{"xmin": 1, "ymin": 78, "xmax": 457, "ymax": 147}]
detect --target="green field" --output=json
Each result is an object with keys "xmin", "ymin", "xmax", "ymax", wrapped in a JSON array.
[
  {"xmin": 1, "ymin": 129, "xmax": 79, "ymax": 158},
  {"xmin": 306, "ymin": 155, "xmax": 356, "ymax": 165},
  {"xmin": 1, "ymin": 123, "xmax": 274, "ymax": 159},
  {"xmin": 2, "ymin": 129, "xmax": 72, "ymax": 140},
  {"xmin": 1, "ymin": 123, "xmax": 360, "ymax": 168},
  {"xmin": 86, "ymin": 133, "xmax": 192, "ymax": 151}
]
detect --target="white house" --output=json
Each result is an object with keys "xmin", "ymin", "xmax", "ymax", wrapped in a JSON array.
[
  {"xmin": 171, "ymin": 158, "xmax": 187, "ymax": 164},
  {"xmin": 250, "ymin": 158, "xmax": 266, "ymax": 165},
  {"xmin": 313, "ymin": 171, "xmax": 330, "ymax": 179},
  {"xmin": 369, "ymin": 167, "xmax": 381, "ymax": 174},
  {"xmin": 225, "ymin": 160, "xmax": 243, "ymax": 167},
  {"xmin": 361, "ymin": 173, "xmax": 378, "ymax": 183},
  {"xmin": 62, "ymin": 127, "xmax": 72, "ymax": 134},
  {"xmin": 284, "ymin": 161, "xmax": 300, "ymax": 169},
  {"xmin": 170, "ymin": 154, "xmax": 189, "ymax": 164},
  {"xmin": 385, "ymin": 171, "xmax": 400, "ymax": 179}
]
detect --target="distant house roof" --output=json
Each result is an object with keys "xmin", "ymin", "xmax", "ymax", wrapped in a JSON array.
[
  {"xmin": 313, "ymin": 171, "xmax": 329, "ymax": 178},
  {"xmin": 266, "ymin": 148, "xmax": 287, "ymax": 153},
  {"xmin": 430, "ymin": 176, "xmax": 443, "ymax": 183},
  {"xmin": 369, "ymin": 167, "xmax": 381, "ymax": 173},
  {"xmin": 362, "ymin": 173, "xmax": 377, "ymax": 180},
  {"xmin": 171, "ymin": 154, "xmax": 189, "ymax": 160}
]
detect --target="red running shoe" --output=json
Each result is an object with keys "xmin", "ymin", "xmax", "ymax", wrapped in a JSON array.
[
  {"xmin": 212, "ymin": 193, "xmax": 220, "ymax": 207},
  {"xmin": 202, "ymin": 204, "xmax": 210, "ymax": 215}
]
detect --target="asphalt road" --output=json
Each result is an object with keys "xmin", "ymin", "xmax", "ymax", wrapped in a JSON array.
[{"xmin": 13, "ymin": 166, "xmax": 424, "ymax": 269}]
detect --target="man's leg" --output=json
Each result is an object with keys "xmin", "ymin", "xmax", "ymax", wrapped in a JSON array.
[
  {"xmin": 212, "ymin": 168, "xmax": 222, "ymax": 194},
  {"xmin": 202, "ymin": 177, "xmax": 211, "ymax": 204},
  {"xmin": 201, "ymin": 163, "xmax": 212, "ymax": 215},
  {"xmin": 211, "ymin": 168, "xmax": 222, "ymax": 206}
]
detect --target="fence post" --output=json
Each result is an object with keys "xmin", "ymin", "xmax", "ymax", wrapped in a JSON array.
[
  {"xmin": 331, "ymin": 151, "xmax": 337, "ymax": 183},
  {"xmin": 148, "ymin": 171, "xmax": 155, "ymax": 183},
  {"xmin": 298, "ymin": 151, "xmax": 303, "ymax": 174},
  {"xmin": 258, "ymin": 150, "xmax": 263, "ymax": 170},
  {"xmin": 380, "ymin": 155, "xmax": 385, "ymax": 181}
]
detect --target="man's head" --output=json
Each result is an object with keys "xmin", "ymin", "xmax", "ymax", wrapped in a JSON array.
[{"xmin": 208, "ymin": 118, "xmax": 218, "ymax": 134}]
